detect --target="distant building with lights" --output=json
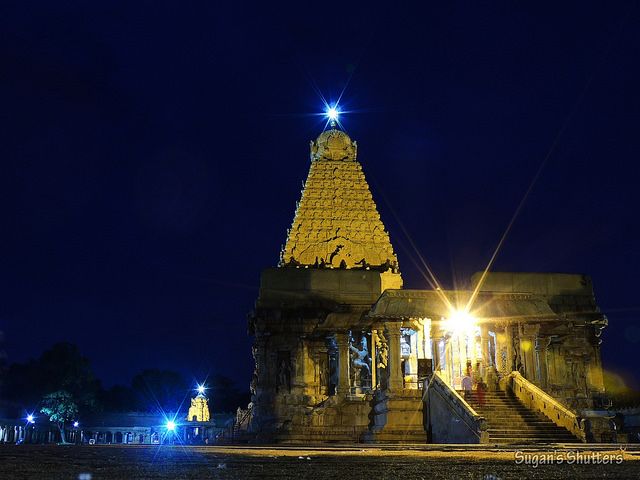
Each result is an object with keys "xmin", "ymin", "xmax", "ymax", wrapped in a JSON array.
[
  {"xmin": 246, "ymin": 126, "xmax": 622, "ymax": 444},
  {"xmin": 0, "ymin": 389, "xmax": 230, "ymax": 445}
]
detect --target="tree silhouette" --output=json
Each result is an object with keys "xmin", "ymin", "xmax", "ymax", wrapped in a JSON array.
[{"xmin": 4, "ymin": 343, "xmax": 100, "ymax": 416}]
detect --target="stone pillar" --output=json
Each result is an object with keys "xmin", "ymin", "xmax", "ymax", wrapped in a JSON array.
[
  {"xmin": 336, "ymin": 332, "xmax": 351, "ymax": 395},
  {"xmin": 505, "ymin": 324, "xmax": 514, "ymax": 372},
  {"xmin": 587, "ymin": 324, "xmax": 606, "ymax": 394},
  {"xmin": 251, "ymin": 335, "xmax": 267, "ymax": 398},
  {"xmin": 370, "ymin": 329, "xmax": 378, "ymax": 389},
  {"xmin": 299, "ymin": 338, "xmax": 316, "ymax": 396},
  {"xmin": 386, "ymin": 325, "xmax": 403, "ymax": 391},
  {"xmin": 520, "ymin": 324, "xmax": 539, "ymax": 382},
  {"xmin": 535, "ymin": 334, "xmax": 547, "ymax": 388},
  {"xmin": 480, "ymin": 324, "xmax": 489, "ymax": 370}
]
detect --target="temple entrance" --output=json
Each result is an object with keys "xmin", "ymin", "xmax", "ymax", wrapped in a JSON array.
[
  {"xmin": 444, "ymin": 326, "xmax": 482, "ymax": 389},
  {"xmin": 433, "ymin": 316, "xmax": 497, "ymax": 392},
  {"xmin": 399, "ymin": 319, "xmax": 433, "ymax": 389}
]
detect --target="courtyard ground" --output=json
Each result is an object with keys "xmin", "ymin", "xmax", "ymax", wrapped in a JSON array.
[{"xmin": 0, "ymin": 443, "xmax": 639, "ymax": 479}]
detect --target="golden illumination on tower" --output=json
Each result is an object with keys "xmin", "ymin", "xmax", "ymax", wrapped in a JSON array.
[
  {"xmin": 186, "ymin": 393, "xmax": 210, "ymax": 422},
  {"xmin": 280, "ymin": 128, "xmax": 399, "ymax": 271}
]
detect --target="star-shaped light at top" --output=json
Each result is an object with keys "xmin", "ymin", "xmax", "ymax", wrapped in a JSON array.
[
  {"xmin": 326, "ymin": 106, "xmax": 339, "ymax": 122},
  {"xmin": 196, "ymin": 383, "xmax": 206, "ymax": 395},
  {"xmin": 324, "ymin": 104, "xmax": 344, "ymax": 129}
]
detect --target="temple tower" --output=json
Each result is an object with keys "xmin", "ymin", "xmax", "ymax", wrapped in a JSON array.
[
  {"xmin": 280, "ymin": 128, "xmax": 399, "ymax": 271},
  {"xmin": 186, "ymin": 392, "xmax": 210, "ymax": 422},
  {"xmin": 248, "ymin": 127, "xmax": 403, "ymax": 441}
]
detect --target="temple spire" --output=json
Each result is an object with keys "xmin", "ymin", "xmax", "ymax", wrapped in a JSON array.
[{"xmin": 280, "ymin": 129, "xmax": 399, "ymax": 272}]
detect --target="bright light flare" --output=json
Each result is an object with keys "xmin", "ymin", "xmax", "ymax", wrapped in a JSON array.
[
  {"xmin": 73, "ymin": 421, "xmax": 79, "ymax": 428},
  {"xmin": 196, "ymin": 384, "xmax": 206, "ymax": 395},
  {"xmin": 166, "ymin": 420, "xmax": 176, "ymax": 431},
  {"xmin": 443, "ymin": 310, "xmax": 478, "ymax": 336},
  {"xmin": 326, "ymin": 106, "xmax": 339, "ymax": 122}
]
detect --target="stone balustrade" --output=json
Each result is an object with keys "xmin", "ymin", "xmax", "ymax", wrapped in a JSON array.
[
  {"xmin": 425, "ymin": 372, "xmax": 488, "ymax": 444},
  {"xmin": 505, "ymin": 371, "xmax": 586, "ymax": 441}
]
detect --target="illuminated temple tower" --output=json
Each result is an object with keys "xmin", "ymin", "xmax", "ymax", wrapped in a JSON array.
[
  {"xmin": 186, "ymin": 391, "xmax": 210, "ymax": 422},
  {"xmin": 279, "ymin": 128, "xmax": 399, "ymax": 270},
  {"xmin": 247, "ymin": 126, "xmax": 611, "ymax": 444}
]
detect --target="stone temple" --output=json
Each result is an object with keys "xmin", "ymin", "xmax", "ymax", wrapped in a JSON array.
[{"xmin": 246, "ymin": 127, "xmax": 613, "ymax": 443}]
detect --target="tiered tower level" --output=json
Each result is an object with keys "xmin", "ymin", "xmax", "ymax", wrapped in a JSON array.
[{"xmin": 280, "ymin": 128, "xmax": 399, "ymax": 271}]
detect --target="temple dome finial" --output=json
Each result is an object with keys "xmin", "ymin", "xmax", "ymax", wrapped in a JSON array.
[{"xmin": 310, "ymin": 128, "xmax": 357, "ymax": 162}]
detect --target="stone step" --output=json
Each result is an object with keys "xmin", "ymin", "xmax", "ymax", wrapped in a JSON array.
[
  {"xmin": 483, "ymin": 416, "xmax": 552, "ymax": 423},
  {"xmin": 474, "ymin": 408, "xmax": 540, "ymax": 414},
  {"xmin": 487, "ymin": 424, "xmax": 566, "ymax": 430},
  {"xmin": 469, "ymin": 399, "xmax": 528, "ymax": 405},
  {"xmin": 473, "ymin": 405, "xmax": 537, "ymax": 410},
  {"xmin": 484, "ymin": 418, "xmax": 563, "ymax": 425},
  {"xmin": 490, "ymin": 436, "xmax": 578, "ymax": 442},
  {"xmin": 490, "ymin": 438, "xmax": 577, "ymax": 444},
  {"xmin": 480, "ymin": 414, "xmax": 549, "ymax": 421},
  {"xmin": 489, "ymin": 431, "xmax": 577, "ymax": 438},
  {"xmin": 488, "ymin": 424, "xmax": 572, "ymax": 430},
  {"xmin": 465, "ymin": 390, "xmax": 579, "ymax": 443},
  {"xmin": 479, "ymin": 410, "xmax": 543, "ymax": 416},
  {"xmin": 488, "ymin": 427, "xmax": 575, "ymax": 433}
]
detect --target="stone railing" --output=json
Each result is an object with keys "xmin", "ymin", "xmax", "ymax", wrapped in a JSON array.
[
  {"xmin": 505, "ymin": 371, "xmax": 586, "ymax": 442},
  {"xmin": 425, "ymin": 372, "xmax": 489, "ymax": 443}
]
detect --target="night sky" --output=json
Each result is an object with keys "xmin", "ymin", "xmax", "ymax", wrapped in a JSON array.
[{"xmin": 2, "ymin": 2, "xmax": 639, "ymax": 390}]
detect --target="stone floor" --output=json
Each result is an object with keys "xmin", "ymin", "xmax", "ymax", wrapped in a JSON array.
[{"xmin": 0, "ymin": 444, "xmax": 639, "ymax": 479}]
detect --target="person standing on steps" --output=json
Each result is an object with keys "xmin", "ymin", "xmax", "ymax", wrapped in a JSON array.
[{"xmin": 462, "ymin": 372, "xmax": 473, "ymax": 400}]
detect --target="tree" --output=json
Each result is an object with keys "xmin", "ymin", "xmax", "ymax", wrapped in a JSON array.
[
  {"xmin": 98, "ymin": 385, "xmax": 137, "ymax": 412},
  {"xmin": 40, "ymin": 390, "xmax": 78, "ymax": 444},
  {"xmin": 4, "ymin": 343, "xmax": 100, "ymax": 412},
  {"xmin": 207, "ymin": 374, "xmax": 250, "ymax": 413},
  {"xmin": 38, "ymin": 343, "xmax": 100, "ymax": 409}
]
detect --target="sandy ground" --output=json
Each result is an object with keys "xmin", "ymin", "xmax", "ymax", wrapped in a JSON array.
[{"xmin": 0, "ymin": 444, "xmax": 639, "ymax": 479}]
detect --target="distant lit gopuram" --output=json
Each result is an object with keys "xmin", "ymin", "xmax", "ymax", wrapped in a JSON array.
[{"xmin": 246, "ymin": 126, "xmax": 611, "ymax": 444}]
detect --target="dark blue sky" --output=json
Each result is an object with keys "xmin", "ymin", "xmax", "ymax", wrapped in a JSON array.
[{"xmin": 1, "ymin": 2, "xmax": 639, "ymax": 390}]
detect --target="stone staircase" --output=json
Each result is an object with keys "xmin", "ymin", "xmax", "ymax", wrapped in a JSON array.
[{"xmin": 466, "ymin": 390, "xmax": 579, "ymax": 444}]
